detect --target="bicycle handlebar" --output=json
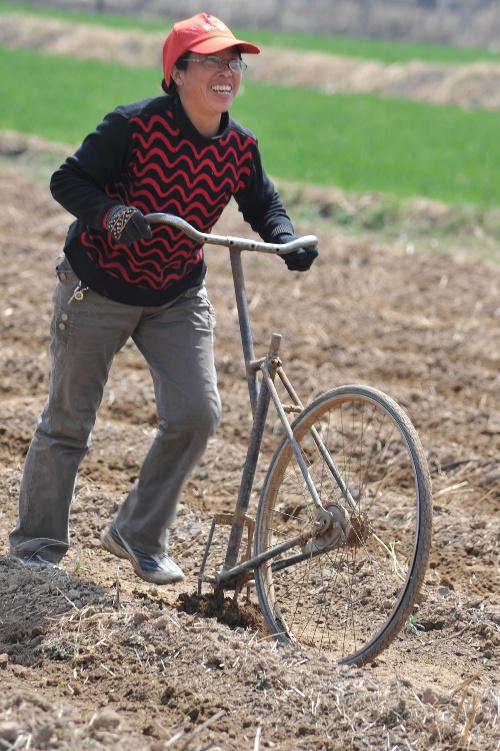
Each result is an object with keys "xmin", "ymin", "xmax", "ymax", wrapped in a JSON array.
[{"xmin": 145, "ymin": 212, "xmax": 318, "ymax": 256}]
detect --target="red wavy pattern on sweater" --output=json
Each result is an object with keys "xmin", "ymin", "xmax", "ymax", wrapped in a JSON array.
[
  {"xmin": 132, "ymin": 113, "xmax": 256, "ymax": 156},
  {"xmin": 82, "ymin": 228, "xmax": 203, "ymax": 289},
  {"xmin": 85, "ymin": 116, "xmax": 255, "ymax": 291}
]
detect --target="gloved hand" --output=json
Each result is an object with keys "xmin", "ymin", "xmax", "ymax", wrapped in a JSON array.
[
  {"xmin": 278, "ymin": 235, "xmax": 319, "ymax": 272},
  {"xmin": 106, "ymin": 204, "xmax": 152, "ymax": 246}
]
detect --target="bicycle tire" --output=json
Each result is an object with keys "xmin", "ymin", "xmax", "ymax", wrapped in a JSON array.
[{"xmin": 254, "ymin": 384, "xmax": 432, "ymax": 666}]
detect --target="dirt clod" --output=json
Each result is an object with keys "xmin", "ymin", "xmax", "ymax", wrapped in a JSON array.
[{"xmin": 177, "ymin": 591, "xmax": 268, "ymax": 634}]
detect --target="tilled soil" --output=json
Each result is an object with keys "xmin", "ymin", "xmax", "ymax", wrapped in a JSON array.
[
  {"xmin": 0, "ymin": 164, "xmax": 498, "ymax": 750},
  {"xmin": 0, "ymin": 16, "xmax": 499, "ymax": 751}
]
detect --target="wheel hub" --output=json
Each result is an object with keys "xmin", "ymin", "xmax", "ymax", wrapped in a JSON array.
[
  {"xmin": 304, "ymin": 503, "xmax": 351, "ymax": 552},
  {"xmin": 304, "ymin": 503, "xmax": 371, "ymax": 553}
]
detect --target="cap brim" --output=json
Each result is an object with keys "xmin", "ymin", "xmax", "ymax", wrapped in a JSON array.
[{"xmin": 190, "ymin": 37, "xmax": 260, "ymax": 55}]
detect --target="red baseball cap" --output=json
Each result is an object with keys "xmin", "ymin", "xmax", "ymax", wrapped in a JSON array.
[{"xmin": 162, "ymin": 13, "xmax": 260, "ymax": 86}]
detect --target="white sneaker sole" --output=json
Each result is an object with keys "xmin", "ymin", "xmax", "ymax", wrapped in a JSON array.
[{"xmin": 101, "ymin": 527, "xmax": 185, "ymax": 585}]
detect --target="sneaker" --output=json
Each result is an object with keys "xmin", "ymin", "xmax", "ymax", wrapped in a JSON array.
[{"xmin": 101, "ymin": 524, "xmax": 185, "ymax": 585}]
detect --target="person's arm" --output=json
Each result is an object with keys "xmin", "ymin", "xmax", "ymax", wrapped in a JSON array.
[
  {"xmin": 50, "ymin": 108, "xmax": 134, "ymax": 231},
  {"xmin": 235, "ymin": 142, "xmax": 318, "ymax": 271},
  {"xmin": 234, "ymin": 143, "xmax": 294, "ymax": 241}
]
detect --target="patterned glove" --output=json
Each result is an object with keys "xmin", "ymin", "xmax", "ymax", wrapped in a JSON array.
[
  {"xmin": 106, "ymin": 205, "xmax": 152, "ymax": 246},
  {"xmin": 279, "ymin": 235, "xmax": 319, "ymax": 272}
]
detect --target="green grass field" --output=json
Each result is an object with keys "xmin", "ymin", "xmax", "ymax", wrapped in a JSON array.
[
  {"xmin": 0, "ymin": 46, "xmax": 159, "ymax": 140},
  {"xmin": 1, "ymin": 43, "xmax": 499, "ymax": 209},
  {"xmin": 234, "ymin": 84, "xmax": 499, "ymax": 208}
]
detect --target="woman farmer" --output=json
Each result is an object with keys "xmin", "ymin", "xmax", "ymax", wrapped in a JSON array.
[{"xmin": 9, "ymin": 13, "xmax": 318, "ymax": 583}]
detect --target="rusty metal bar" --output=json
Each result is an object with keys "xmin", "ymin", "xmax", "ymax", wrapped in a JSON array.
[
  {"xmin": 277, "ymin": 366, "xmax": 359, "ymax": 513},
  {"xmin": 218, "ymin": 529, "xmax": 313, "ymax": 585},
  {"xmin": 229, "ymin": 249, "xmax": 259, "ymax": 416},
  {"xmin": 263, "ymin": 364, "xmax": 324, "ymax": 512},
  {"xmin": 221, "ymin": 334, "xmax": 282, "ymax": 574},
  {"xmin": 197, "ymin": 515, "xmax": 218, "ymax": 595}
]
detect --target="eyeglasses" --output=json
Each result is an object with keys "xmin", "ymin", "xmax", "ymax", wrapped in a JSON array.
[{"xmin": 181, "ymin": 56, "xmax": 248, "ymax": 74}]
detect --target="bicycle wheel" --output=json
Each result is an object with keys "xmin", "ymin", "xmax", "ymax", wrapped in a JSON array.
[{"xmin": 254, "ymin": 385, "xmax": 432, "ymax": 666}]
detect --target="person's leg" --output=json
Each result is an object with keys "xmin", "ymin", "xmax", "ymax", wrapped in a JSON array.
[
  {"xmin": 113, "ymin": 284, "xmax": 221, "ymax": 555},
  {"xmin": 9, "ymin": 257, "xmax": 140, "ymax": 562}
]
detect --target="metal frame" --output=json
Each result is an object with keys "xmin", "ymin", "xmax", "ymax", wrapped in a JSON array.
[{"xmin": 145, "ymin": 214, "xmax": 331, "ymax": 597}]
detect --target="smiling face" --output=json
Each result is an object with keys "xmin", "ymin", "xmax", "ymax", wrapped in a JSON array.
[{"xmin": 171, "ymin": 46, "xmax": 243, "ymax": 137}]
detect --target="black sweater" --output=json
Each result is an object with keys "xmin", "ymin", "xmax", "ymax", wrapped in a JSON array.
[{"xmin": 51, "ymin": 94, "xmax": 294, "ymax": 306}]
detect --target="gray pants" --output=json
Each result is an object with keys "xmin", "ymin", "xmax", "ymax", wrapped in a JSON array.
[{"xmin": 9, "ymin": 256, "xmax": 221, "ymax": 563}]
